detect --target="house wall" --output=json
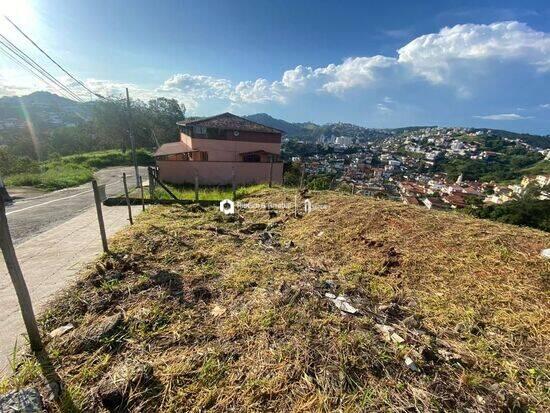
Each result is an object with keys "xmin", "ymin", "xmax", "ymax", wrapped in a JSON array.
[
  {"xmin": 157, "ymin": 160, "xmax": 284, "ymax": 186},
  {"xmin": 179, "ymin": 132, "xmax": 281, "ymax": 162}
]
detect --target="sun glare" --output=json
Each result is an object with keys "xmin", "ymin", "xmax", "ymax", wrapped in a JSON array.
[{"xmin": 0, "ymin": 0, "xmax": 37, "ymax": 30}]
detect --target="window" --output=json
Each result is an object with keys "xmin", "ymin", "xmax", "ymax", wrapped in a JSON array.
[
  {"xmin": 243, "ymin": 153, "xmax": 261, "ymax": 162},
  {"xmin": 193, "ymin": 126, "xmax": 207, "ymax": 135},
  {"xmin": 207, "ymin": 128, "xmax": 227, "ymax": 139}
]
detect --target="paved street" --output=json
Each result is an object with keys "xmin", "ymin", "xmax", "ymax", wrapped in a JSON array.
[
  {"xmin": 5, "ymin": 166, "xmax": 147, "ymax": 245},
  {"xmin": 0, "ymin": 167, "xmax": 147, "ymax": 375}
]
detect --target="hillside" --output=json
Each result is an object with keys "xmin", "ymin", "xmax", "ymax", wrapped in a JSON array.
[
  {"xmin": 0, "ymin": 91, "xmax": 91, "ymax": 130},
  {"xmin": 1, "ymin": 92, "xmax": 548, "ymax": 148},
  {"xmin": 3, "ymin": 189, "xmax": 548, "ymax": 412},
  {"xmin": 244, "ymin": 112, "xmax": 550, "ymax": 148},
  {"xmin": 244, "ymin": 113, "xmax": 306, "ymax": 136},
  {"xmin": 244, "ymin": 113, "xmax": 394, "ymax": 141}
]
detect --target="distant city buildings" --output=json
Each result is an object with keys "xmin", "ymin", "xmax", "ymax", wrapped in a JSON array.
[{"xmin": 291, "ymin": 125, "xmax": 549, "ymax": 210}]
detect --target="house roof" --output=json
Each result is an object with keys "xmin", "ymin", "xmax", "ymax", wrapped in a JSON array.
[
  {"xmin": 176, "ymin": 112, "xmax": 284, "ymax": 134},
  {"xmin": 154, "ymin": 141, "xmax": 196, "ymax": 157}
]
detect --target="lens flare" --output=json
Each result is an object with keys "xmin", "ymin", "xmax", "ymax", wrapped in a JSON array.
[{"xmin": 18, "ymin": 97, "xmax": 42, "ymax": 161}]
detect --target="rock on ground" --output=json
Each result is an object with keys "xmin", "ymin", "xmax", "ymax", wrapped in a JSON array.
[{"xmin": 0, "ymin": 388, "xmax": 44, "ymax": 413}]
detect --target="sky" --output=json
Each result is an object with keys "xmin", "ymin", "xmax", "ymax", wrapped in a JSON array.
[{"xmin": 1, "ymin": 0, "xmax": 550, "ymax": 134}]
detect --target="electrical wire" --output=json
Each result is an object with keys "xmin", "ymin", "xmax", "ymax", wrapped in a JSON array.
[
  {"xmin": 5, "ymin": 16, "xmax": 108, "ymax": 101},
  {"xmin": 0, "ymin": 33, "xmax": 84, "ymax": 101}
]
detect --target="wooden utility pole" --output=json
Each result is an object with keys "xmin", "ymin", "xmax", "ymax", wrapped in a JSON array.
[
  {"xmin": 92, "ymin": 180, "xmax": 109, "ymax": 253},
  {"xmin": 125, "ymin": 88, "xmax": 140, "ymax": 188},
  {"xmin": 122, "ymin": 173, "xmax": 133, "ymax": 225},
  {"xmin": 0, "ymin": 196, "xmax": 43, "ymax": 352}
]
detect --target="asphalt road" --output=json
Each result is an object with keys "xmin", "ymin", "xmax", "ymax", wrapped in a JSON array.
[{"xmin": 5, "ymin": 166, "xmax": 148, "ymax": 245}]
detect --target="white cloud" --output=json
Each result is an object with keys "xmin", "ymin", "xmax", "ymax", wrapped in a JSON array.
[
  {"xmin": 159, "ymin": 74, "xmax": 232, "ymax": 99},
  {"xmin": 473, "ymin": 113, "xmax": 534, "ymax": 120},
  {"xmin": 540, "ymin": 103, "xmax": 550, "ymax": 109},
  {"xmin": 2, "ymin": 20, "xmax": 550, "ymax": 118},
  {"xmin": 316, "ymin": 56, "xmax": 397, "ymax": 93},
  {"xmin": 156, "ymin": 21, "xmax": 550, "ymax": 107},
  {"xmin": 398, "ymin": 21, "xmax": 550, "ymax": 83}
]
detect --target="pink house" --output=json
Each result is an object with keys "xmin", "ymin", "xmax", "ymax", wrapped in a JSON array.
[{"xmin": 154, "ymin": 113, "xmax": 284, "ymax": 186}]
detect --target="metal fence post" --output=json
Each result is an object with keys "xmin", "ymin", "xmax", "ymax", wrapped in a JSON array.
[
  {"xmin": 122, "ymin": 173, "xmax": 133, "ymax": 225},
  {"xmin": 0, "ymin": 196, "xmax": 43, "ymax": 351},
  {"xmin": 92, "ymin": 180, "xmax": 109, "ymax": 253}
]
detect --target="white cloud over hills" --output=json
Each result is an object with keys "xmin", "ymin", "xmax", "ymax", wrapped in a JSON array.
[{"xmin": 147, "ymin": 21, "xmax": 550, "ymax": 111}]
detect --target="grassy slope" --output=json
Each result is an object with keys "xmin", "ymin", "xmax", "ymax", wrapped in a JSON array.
[
  {"xmin": 521, "ymin": 160, "xmax": 550, "ymax": 176},
  {"xmin": 3, "ymin": 189, "xmax": 549, "ymax": 412},
  {"xmin": 149, "ymin": 183, "xmax": 269, "ymax": 201},
  {"xmin": 5, "ymin": 149, "xmax": 153, "ymax": 191}
]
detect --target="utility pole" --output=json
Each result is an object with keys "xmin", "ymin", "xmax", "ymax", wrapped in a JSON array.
[
  {"xmin": 125, "ymin": 88, "xmax": 140, "ymax": 188},
  {"xmin": 0, "ymin": 196, "xmax": 43, "ymax": 352}
]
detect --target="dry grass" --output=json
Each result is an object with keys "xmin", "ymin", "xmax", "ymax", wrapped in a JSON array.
[{"xmin": 4, "ymin": 188, "xmax": 549, "ymax": 412}]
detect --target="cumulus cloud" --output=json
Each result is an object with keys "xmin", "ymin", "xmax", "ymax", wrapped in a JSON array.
[
  {"xmin": 153, "ymin": 21, "xmax": 550, "ymax": 109},
  {"xmin": 317, "ymin": 56, "xmax": 398, "ymax": 93},
  {"xmin": 397, "ymin": 21, "xmax": 550, "ymax": 83},
  {"xmin": 2, "ymin": 20, "xmax": 550, "ymax": 119},
  {"xmin": 159, "ymin": 74, "xmax": 232, "ymax": 99},
  {"xmin": 473, "ymin": 113, "xmax": 534, "ymax": 120}
]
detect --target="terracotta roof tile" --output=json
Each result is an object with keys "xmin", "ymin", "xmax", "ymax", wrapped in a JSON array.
[{"xmin": 177, "ymin": 112, "xmax": 283, "ymax": 134}]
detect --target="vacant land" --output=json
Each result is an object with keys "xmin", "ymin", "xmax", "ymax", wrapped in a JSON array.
[
  {"xmin": 5, "ymin": 149, "xmax": 153, "ymax": 191},
  {"xmin": 2, "ymin": 189, "xmax": 549, "ymax": 412},
  {"xmin": 148, "ymin": 183, "xmax": 269, "ymax": 202}
]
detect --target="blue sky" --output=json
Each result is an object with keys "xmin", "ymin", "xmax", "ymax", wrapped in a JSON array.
[{"xmin": 1, "ymin": 0, "xmax": 550, "ymax": 134}]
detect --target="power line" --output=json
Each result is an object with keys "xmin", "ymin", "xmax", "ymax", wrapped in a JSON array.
[
  {"xmin": 0, "ymin": 39, "xmax": 82, "ymax": 101},
  {"xmin": 0, "ymin": 37, "xmax": 82, "ymax": 101},
  {"xmin": 4, "ymin": 16, "xmax": 107, "ymax": 101},
  {"xmin": 0, "ymin": 33, "xmax": 84, "ymax": 101},
  {"xmin": 0, "ymin": 42, "xmax": 54, "ymax": 88}
]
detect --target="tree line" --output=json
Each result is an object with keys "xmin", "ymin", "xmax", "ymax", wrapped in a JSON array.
[{"xmin": 0, "ymin": 97, "xmax": 184, "ymax": 175}]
